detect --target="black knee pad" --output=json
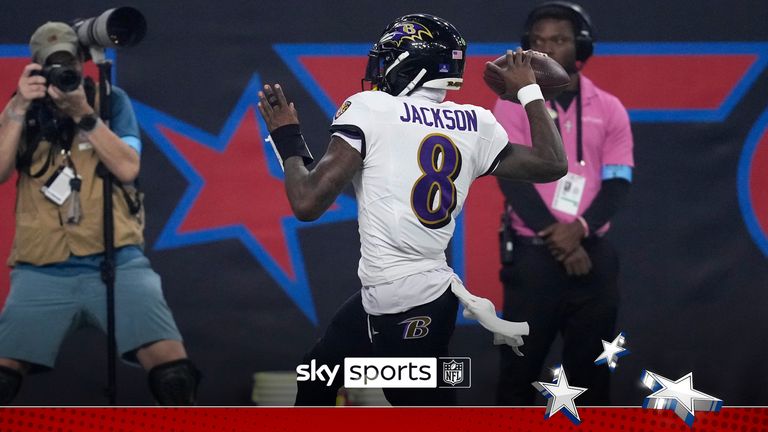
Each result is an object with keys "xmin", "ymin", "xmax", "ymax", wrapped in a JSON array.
[
  {"xmin": 0, "ymin": 365, "xmax": 22, "ymax": 405},
  {"xmin": 147, "ymin": 359, "xmax": 201, "ymax": 405}
]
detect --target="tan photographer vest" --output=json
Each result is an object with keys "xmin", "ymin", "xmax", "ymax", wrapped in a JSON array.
[{"xmin": 8, "ymin": 113, "xmax": 145, "ymax": 266}]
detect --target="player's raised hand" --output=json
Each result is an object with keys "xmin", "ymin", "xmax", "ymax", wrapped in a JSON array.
[
  {"xmin": 258, "ymin": 84, "xmax": 300, "ymax": 133},
  {"xmin": 485, "ymin": 48, "xmax": 537, "ymax": 101}
]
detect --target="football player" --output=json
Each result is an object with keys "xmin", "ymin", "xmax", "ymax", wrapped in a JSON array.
[{"xmin": 258, "ymin": 13, "xmax": 567, "ymax": 406}]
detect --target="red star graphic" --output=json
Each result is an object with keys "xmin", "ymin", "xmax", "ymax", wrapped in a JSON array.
[{"xmin": 157, "ymin": 107, "xmax": 297, "ymax": 279}]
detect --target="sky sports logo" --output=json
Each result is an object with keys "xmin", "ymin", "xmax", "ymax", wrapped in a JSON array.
[{"xmin": 295, "ymin": 357, "xmax": 471, "ymax": 389}]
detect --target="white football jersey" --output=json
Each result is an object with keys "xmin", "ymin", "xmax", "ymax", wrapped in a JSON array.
[{"xmin": 330, "ymin": 89, "xmax": 509, "ymax": 312}]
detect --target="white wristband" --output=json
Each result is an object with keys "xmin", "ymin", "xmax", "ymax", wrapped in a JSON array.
[{"xmin": 517, "ymin": 84, "xmax": 544, "ymax": 107}]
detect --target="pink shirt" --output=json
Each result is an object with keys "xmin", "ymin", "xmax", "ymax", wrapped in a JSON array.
[{"xmin": 493, "ymin": 75, "xmax": 634, "ymax": 236}]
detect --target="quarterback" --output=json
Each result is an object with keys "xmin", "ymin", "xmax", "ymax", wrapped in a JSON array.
[{"xmin": 258, "ymin": 14, "xmax": 567, "ymax": 405}]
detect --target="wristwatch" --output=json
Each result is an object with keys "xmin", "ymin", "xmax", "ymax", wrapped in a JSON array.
[{"xmin": 77, "ymin": 114, "xmax": 99, "ymax": 132}]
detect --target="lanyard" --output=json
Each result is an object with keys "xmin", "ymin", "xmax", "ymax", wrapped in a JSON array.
[
  {"xmin": 60, "ymin": 148, "xmax": 79, "ymax": 178},
  {"xmin": 549, "ymin": 89, "xmax": 584, "ymax": 166}
]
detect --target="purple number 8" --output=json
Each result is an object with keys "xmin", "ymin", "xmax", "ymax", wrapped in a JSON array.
[{"xmin": 410, "ymin": 133, "xmax": 463, "ymax": 229}]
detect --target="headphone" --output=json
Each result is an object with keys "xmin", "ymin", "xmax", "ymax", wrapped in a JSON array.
[{"xmin": 520, "ymin": 1, "xmax": 594, "ymax": 62}]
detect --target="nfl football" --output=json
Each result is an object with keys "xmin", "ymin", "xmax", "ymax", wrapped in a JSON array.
[{"xmin": 483, "ymin": 50, "xmax": 570, "ymax": 102}]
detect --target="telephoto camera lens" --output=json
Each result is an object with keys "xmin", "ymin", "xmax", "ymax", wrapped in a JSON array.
[{"xmin": 73, "ymin": 7, "xmax": 146, "ymax": 48}]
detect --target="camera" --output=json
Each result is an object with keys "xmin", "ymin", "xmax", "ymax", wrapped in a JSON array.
[
  {"xmin": 72, "ymin": 7, "xmax": 147, "ymax": 49},
  {"xmin": 31, "ymin": 64, "xmax": 82, "ymax": 92}
]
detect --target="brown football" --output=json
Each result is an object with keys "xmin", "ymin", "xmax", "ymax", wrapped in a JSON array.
[{"xmin": 483, "ymin": 50, "xmax": 570, "ymax": 102}]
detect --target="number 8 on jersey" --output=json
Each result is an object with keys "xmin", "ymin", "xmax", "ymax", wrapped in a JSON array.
[{"xmin": 410, "ymin": 133, "xmax": 463, "ymax": 229}]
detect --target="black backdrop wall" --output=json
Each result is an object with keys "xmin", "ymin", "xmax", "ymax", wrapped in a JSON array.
[{"xmin": 0, "ymin": 0, "xmax": 767, "ymax": 405}]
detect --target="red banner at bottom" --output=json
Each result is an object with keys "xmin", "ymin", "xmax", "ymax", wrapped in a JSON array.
[{"xmin": 0, "ymin": 407, "xmax": 765, "ymax": 432}]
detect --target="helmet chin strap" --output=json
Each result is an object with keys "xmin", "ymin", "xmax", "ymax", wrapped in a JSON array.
[{"xmin": 397, "ymin": 68, "xmax": 427, "ymax": 96}]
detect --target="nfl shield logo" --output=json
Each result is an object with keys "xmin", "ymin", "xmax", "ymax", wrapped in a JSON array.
[{"xmin": 442, "ymin": 360, "xmax": 463, "ymax": 386}]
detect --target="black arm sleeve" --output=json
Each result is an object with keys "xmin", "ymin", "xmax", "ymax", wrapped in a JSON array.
[
  {"xmin": 581, "ymin": 178, "xmax": 631, "ymax": 233},
  {"xmin": 497, "ymin": 178, "xmax": 558, "ymax": 233}
]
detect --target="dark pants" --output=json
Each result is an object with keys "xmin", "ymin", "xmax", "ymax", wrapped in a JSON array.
[
  {"xmin": 295, "ymin": 288, "xmax": 459, "ymax": 406},
  {"xmin": 496, "ymin": 237, "xmax": 619, "ymax": 406}
]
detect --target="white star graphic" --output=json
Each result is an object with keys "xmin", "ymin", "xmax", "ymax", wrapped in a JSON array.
[
  {"xmin": 642, "ymin": 370, "xmax": 723, "ymax": 427},
  {"xmin": 532, "ymin": 366, "xmax": 588, "ymax": 425},
  {"xmin": 594, "ymin": 332, "xmax": 629, "ymax": 370}
]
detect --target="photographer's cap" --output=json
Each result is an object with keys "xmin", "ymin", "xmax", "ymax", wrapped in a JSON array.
[{"xmin": 29, "ymin": 22, "xmax": 79, "ymax": 64}]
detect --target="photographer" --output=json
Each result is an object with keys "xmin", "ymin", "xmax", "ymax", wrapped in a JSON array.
[{"xmin": 0, "ymin": 22, "xmax": 200, "ymax": 405}]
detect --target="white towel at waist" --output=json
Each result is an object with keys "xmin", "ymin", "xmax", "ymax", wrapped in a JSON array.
[{"xmin": 450, "ymin": 276, "xmax": 529, "ymax": 357}]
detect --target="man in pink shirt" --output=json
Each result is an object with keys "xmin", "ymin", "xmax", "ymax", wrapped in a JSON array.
[{"xmin": 495, "ymin": 1, "xmax": 634, "ymax": 405}]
